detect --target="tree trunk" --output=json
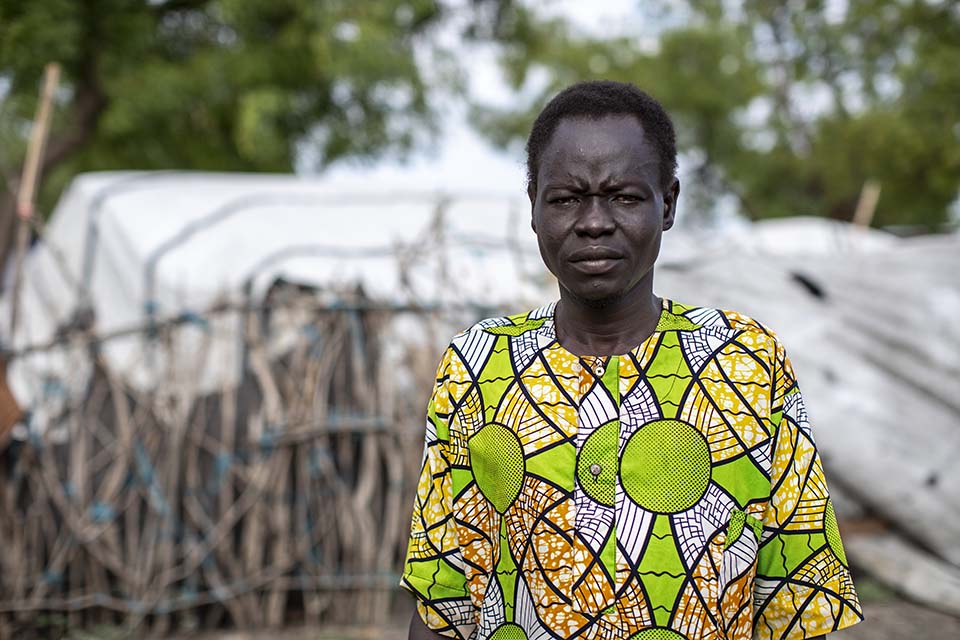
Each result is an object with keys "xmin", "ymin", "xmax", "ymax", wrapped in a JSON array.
[{"xmin": 0, "ymin": 191, "xmax": 18, "ymax": 292}]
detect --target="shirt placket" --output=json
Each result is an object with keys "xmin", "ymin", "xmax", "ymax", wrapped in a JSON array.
[{"xmin": 572, "ymin": 354, "xmax": 621, "ymax": 620}]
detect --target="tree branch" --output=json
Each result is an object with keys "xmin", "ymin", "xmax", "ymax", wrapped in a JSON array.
[
  {"xmin": 152, "ymin": 0, "xmax": 213, "ymax": 15},
  {"xmin": 40, "ymin": 81, "xmax": 106, "ymax": 174},
  {"xmin": 762, "ymin": 10, "xmax": 814, "ymax": 151}
]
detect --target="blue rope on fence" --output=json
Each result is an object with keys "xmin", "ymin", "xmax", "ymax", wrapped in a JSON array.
[
  {"xmin": 205, "ymin": 450, "xmax": 233, "ymax": 496},
  {"xmin": 176, "ymin": 310, "xmax": 210, "ymax": 330},
  {"xmin": 258, "ymin": 429, "xmax": 278, "ymax": 453},
  {"xmin": 133, "ymin": 440, "xmax": 170, "ymax": 516},
  {"xmin": 42, "ymin": 570, "xmax": 63, "ymax": 586},
  {"xmin": 89, "ymin": 501, "xmax": 115, "ymax": 523}
]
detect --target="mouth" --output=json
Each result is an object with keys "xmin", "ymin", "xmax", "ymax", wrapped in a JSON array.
[
  {"xmin": 570, "ymin": 257, "xmax": 622, "ymax": 275},
  {"xmin": 568, "ymin": 247, "xmax": 624, "ymax": 274}
]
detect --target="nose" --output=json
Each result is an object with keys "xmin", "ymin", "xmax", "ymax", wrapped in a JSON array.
[{"xmin": 573, "ymin": 196, "xmax": 616, "ymax": 237}]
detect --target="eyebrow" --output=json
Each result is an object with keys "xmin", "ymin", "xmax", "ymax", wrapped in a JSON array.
[{"xmin": 543, "ymin": 176, "xmax": 647, "ymax": 192}]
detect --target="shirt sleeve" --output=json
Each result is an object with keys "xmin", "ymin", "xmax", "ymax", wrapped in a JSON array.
[
  {"xmin": 753, "ymin": 338, "xmax": 864, "ymax": 639},
  {"xmin": 400, "ymin": 346, "xmax": 477, "ymax": 639}
]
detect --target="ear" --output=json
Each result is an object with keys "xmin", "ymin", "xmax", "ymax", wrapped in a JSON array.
[{"xmin": 662, "ymin": 178, "xmax": 680, "ymax": 231}]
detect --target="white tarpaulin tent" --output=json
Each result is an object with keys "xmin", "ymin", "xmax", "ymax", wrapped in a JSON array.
[
  {"xmin": 0, "ymin": 171, "xmax": 548, "ymax": 412},
  {"xmin": 2, "ymin": 171, "xmax": 907, "ymax": 420},
  {"xmin": 2, "ymin": 170, "xmax": 959, "ymax": 611}
]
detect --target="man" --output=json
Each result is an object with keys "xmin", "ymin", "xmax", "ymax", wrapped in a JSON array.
[{"xmin": 402, "ymin": 81, "xmax": 862, "ymax": 639}]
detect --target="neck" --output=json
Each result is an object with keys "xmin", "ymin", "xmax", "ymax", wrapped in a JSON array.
[{"xmin": 554, "ymin": 278, "xmax": 661, "ymax": 357}]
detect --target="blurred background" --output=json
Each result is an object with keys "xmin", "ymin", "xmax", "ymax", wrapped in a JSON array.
[{"xmin": 0, "ymin": 1, "xmax": 958, "ymax": 638}]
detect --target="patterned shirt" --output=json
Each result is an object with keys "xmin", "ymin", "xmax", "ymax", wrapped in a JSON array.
[{"xmin": 402, "ymin": 298, "xmax": 862, "ymax": 639}]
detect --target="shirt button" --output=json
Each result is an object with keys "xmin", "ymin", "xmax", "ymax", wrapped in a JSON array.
[
  {"xmin": 595, "ymin": 364, "xmax": 605, "ymax": 376},
  {"xmin": 589, "ymin": 463, "xmax": 602, "ymax": 478}
]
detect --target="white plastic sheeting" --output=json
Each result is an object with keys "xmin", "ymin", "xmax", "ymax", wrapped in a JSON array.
[
  {"xmin": 0, "ymin": 171, "xmax": 546, "ymax": 411},
  {"xmin": 2, "ymin": 170, "xmax": 958, "ymax": 569}
]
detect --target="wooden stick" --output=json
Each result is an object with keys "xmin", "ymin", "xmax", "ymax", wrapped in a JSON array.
[
  {"xmin": 8, "ymin": 62, "xmax": 60, "ymax": 337},
  {"xmin": 0, "ymin": 292, "xmax": 439, "ymax": 630},
  {"xmin": 852, "ymin": 179, "xmax": 881, "ymax": 227}
]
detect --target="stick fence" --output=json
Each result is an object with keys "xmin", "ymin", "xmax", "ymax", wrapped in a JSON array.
[{"xmin": 0, "ymin": 288, "xmax": 466, "ymax": 637}]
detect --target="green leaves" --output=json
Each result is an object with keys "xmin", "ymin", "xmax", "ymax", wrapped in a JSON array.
[
  {"xmin": 471, "ymin": 0, "xmax": 960, "ymax": 230},
  {"xmin": 0, "ymin": 0, "xmax": 455, "ymax": 213},
  {"xmin": 2, "ymin": 0, "xmax": 956, "ymax": 230}
]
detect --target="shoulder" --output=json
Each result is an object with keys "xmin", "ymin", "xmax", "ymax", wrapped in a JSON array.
[
  {"xmin": 671, "ymin": 300, "xmax": 802, "ymax": 405},
  {"xmin": 436, "ymin": 303, "xmax": 554, "ymax": 382},
  {"xmin": 667, "ymin": 299, "xmax": 772, "ymax": 335},
  {"xmin": 667, "ymin": 299, "xmax": 785, "ymax": 363},
  {"xmin": 445, "ymin": 303, "xmax": 553, "ymax": 358},
  {"xmin": 454, "ymin": 303, "xmax": 554, "ymax": 340}
]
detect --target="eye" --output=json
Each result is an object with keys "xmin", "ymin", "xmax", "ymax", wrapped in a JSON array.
[
  {"xmin": 612, "ymin": 194, "xmax": 643, "ymax": 204},
  {"xmin": 549, "ymin": 196, "xmax": 580, "ymax": 206}
]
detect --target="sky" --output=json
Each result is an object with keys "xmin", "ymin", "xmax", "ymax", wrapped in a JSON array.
[
  {"xmin": 319, "ymin": 1, "xmax": 753, "ymax": 228},
  {"xmin": 322, "ymin": 1, "xmax": 652, "ymax": 198}
]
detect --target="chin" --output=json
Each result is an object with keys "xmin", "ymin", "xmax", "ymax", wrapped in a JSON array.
[{"xmin": 566, "ymin": 285, "xmax": 627, "ymax": 309}]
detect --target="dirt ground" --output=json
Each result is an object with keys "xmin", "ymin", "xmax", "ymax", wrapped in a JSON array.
[
  {"xmin": 187, "ymin": 599, "xmax": 960, "ymax": 640},
  {"xmin": 832, "ymin": 600, "xmax": 960, "ymax": 639}
]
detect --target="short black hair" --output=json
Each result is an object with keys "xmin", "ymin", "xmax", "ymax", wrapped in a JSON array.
[{"xmin": 526, "ymin": 80, "xmax": 678, "ymax": 193}]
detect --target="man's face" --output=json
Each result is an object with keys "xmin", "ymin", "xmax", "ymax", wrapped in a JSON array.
[{"xmin": 529, "ymin": 114, "xmax": 679, "ymax": 306}]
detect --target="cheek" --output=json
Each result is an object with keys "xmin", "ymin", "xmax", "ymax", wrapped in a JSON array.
[
  {"xmin": 533, "ymin": 227, "xmax": 571, "ymax": 279},
  {"xmin": 622, "ymin": 212, "xmax": 663, "ymax": 244},
  {"xmin": 533, "ymin": 217, "xmax": 564, "ymax": 250},
  {"xmin": 535, "ymin": 232, "xmax": 560, "ymax": 271}
]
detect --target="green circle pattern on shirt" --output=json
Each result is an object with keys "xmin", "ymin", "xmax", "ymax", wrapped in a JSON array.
[
  {"xmin": 621, "ymin": 419, "xmax": 711, "ymax": 513},
  {"xmin": 469, "ymin": 423, "xmax": 525, "ymax": 514},
  {"xmin": 576, "ymin": 420, "xmax": 620, "ymax": 506},
  {"xmin": 824, "ymin": 500, "xmax": 848, "ymax": 566},
  {"xmin": 489, "ymin": 622, "xmax": 528, "ymax": 639},
  {"xmin": 628, "ymin": 628, "xmax": 688, "ymax": 640}
]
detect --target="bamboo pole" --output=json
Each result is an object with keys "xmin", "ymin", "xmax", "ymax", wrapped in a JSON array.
[
  {"xmin": 852, "ymin": 179, "xmax": 881, "ymax": 228},
  {"xmin": 8, "ymin": 62, "xmax": 60, "ymax": 337}
]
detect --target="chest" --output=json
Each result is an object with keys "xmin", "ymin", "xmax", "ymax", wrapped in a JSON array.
[{"xmin": 449, "ymin": 330, "xmax": 776, "ymax": 633}]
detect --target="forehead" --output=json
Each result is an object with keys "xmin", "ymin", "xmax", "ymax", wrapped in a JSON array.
[{"xmin": 537, "ymin": 114, "xmax": 658, "ymax": 182}]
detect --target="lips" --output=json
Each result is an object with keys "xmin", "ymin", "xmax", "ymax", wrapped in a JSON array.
[
  {"xmin": 567, "ymin": 246, "xmax": 624, "ymax": 275},
  {"xmin": 568, "ymin": 246, "xmax": 625, "ymax": 262}
]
